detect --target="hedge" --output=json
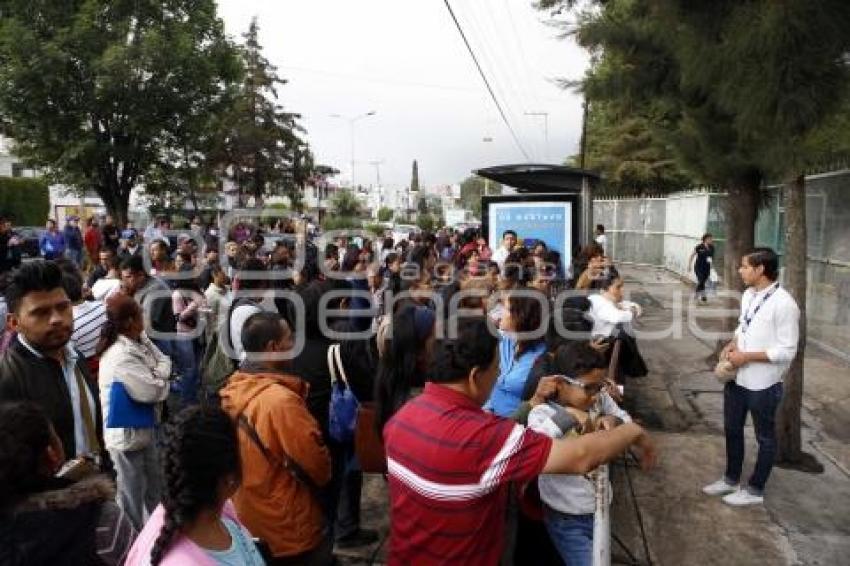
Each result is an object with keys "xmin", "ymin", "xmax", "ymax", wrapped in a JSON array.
[
  {"xmin": 322, "ymin": 216, "xmax": 362, "ymax": 231},
  {"xmin": 0, "ymin": 177, "xmax": 50, "ymax": 226}
]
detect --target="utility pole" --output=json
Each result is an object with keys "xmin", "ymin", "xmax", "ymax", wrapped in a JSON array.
[
  {"xmin": 330, "ymin": 111, "xmax": 377, "ymax": 187},
  {"xmin": 369, "ymin": 160, "xmax": 383, "ymax": 189},
  {"xmin": 525, "ymin": 111, "xmax": 549, "ymax": 162},
  {"xmin": 369, "ymin": 159, "xmax": 384, "ymax": 209}
]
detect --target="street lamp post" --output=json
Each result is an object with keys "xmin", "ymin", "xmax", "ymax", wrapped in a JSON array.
[
  {"xmin": 482, "ymin": 135, "xmax": 493, "ymax": 196},
  {"xmin": 330, "ymin": 111, "xmax": 376, "ymax": 188},
  {"xmin": 525, "ymin": 111, "xmax": 549, "ymax": 162}
]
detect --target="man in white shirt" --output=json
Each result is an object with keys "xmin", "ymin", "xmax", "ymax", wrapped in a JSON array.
[
  {"xmin": 491, "ymin": 229, "xmax": 517, "ymax": 271},
  {"xmin": 703, "ymin": 247, "xmax": 799, "ymax": 506}
]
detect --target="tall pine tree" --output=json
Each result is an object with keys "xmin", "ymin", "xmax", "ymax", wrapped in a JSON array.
[{"xmin": 210, "ymin": 18, "xmax": 315, "ymax": 208}]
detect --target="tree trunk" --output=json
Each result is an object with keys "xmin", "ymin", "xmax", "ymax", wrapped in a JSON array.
[
  {"xmin": 96, "ymin": 181, "xmax": 129, "ymax": 227},
  {"xmin": 706, "ymin": 174, "xmax": 761, "ymax": 366},
  {"xmin": 776, "ymin": 173, "xmax": 812, "ymax": 467},
  {"xmin": 720, "ymin": 176, "xmax": 760, "ymax": 330},
  {"xmin": 722, "ymin": 180, "xmax": 759, "ymax": 294}
]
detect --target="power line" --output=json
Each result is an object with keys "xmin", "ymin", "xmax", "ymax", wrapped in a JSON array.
[{"xmin": 443, "ymin": 0, "xmax": 531, "ymax": 161}]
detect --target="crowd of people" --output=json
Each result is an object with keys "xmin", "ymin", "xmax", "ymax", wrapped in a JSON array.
[{"xmin": 0, "ymin": 211, "xmax": 667, "ymax": 565}]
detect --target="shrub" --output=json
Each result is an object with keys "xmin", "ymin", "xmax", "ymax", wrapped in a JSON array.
[
  {"xmin": 0, "ymin": 177, "xmax": 50, "ymax": 225},
  {"xmin": 377, "ymin": 207, "xmax": 393, "ymax": 222},
  {"xmin": 364, "ymin": 222, "xmax": 386, "ymax": 237},
  {"xmin": 322, "ymin": 216, "xmax": 361, "ymax": 231}
]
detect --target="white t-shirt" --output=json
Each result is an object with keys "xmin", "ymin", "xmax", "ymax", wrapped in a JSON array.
[
  {"xmin": 229, "ymin": 303, "xmax": 262, "ymax": 360},
  {"xmin": 91, "ymin": 277, "xmax": 121, "ymax": 301},
  {"xmin": 491, "ymin": 246, "xmax": 510, "ymax": 270}
]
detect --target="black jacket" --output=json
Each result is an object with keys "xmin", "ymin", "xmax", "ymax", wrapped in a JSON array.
[
  {"xmin": 0, "ymin": 231, "xmax": 22, "ymax": 273},
  {"xmin": 0, "ymin": 338, "xmax": 104, "ymax": 459},
  {"xmin": 0, "ymin": 475, "xmax": 135, "ymax": 566}
]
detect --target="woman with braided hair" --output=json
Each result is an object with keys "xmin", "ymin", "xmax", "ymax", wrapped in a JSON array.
[{"xmin": 125, "ymin": 405, "xmax": 265, "ymax": 565}]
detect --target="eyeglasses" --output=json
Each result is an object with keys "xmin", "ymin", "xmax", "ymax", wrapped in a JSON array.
[{"xmin": 556, "ymin": 374, "xmax": 605, "ymax": 395}]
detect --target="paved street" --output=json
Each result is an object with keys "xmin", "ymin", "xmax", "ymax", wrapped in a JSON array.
[{"xmin": 342, "ymin": 265, "xmax": 850, "ymax": 565}]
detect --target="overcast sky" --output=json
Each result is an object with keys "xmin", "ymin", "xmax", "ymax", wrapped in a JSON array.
[{"xmin": 216, "ymin": 0, "xmax": 590, "ymax": 189}]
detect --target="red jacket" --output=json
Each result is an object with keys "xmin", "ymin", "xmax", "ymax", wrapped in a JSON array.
[{"xmin": 83, "ymin": 226, "xmax": 102, "ymax": 257}]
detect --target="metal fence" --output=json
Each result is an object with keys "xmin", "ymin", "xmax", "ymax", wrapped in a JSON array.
[{"xmin": 594, "ymin": 171, "xmax": 850, "ymax": 360}]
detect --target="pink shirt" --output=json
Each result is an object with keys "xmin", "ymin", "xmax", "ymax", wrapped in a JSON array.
[{"xmin": 125, "ymin": 502, "xmax": 250, "ymax": 566}]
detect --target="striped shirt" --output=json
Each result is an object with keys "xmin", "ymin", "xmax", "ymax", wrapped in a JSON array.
[
  {"xmin": 72, "ymin": 301, "xmax": 107, "ymax": 359},
  {"xmin": 384, "ymin": 383, "xmax": 552, "ymax": 565}
]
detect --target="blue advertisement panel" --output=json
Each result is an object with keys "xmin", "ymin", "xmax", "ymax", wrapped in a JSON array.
[{"xmin": 487, "ymin": 201, "xmax": 573, "ymax": 268}]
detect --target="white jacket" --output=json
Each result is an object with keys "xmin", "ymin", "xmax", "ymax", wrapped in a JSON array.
[
  {"xmin": 98, "ymin": 333, "xmax": 171, "ymax": 452},
  {"xmin": 588, "ymin": 293, "xmax": 634, "ymax": 337}
]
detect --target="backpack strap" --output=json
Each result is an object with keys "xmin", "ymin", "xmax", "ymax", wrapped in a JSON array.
[
  {"xmin": 327, "ymin": 343, "xmax": 338, "ymax": 385},
  {"xmin": 327, "ymin": 343, "xmax": 349, "ymax": 387},
  {"xmin": 236, "ymin": 413, "xmax": 323, "ymax": 504}
]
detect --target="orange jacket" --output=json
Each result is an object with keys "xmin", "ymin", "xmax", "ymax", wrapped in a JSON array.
[{"xmin": 220, "ymin": 369, "xmax": 331, "ymax": 558}]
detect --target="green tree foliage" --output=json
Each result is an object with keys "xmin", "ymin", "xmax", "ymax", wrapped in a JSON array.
[
  {"xmin": 572, "ymin": 99, "xmax": 691, "ymax": 195},
  {"xmin": 377, "ymin": 207, "xmax": 394, "ymax": 222},
  {"xmin": 209, "ymin": 18, "xmax": 316, "ymax": 208},
  {"xmin": 416, "ymin": 213, "xmax": 435, "ymax": 232},
  {"xmin": 459, "ymin": 175, "xmax": 501, "ymax": 219},
  {"xmin": 330, "ymin": 189, "xmax": 361, "ymax": 218},
  {"xmin": 0, "ymin": 0, "xmax": 241, "ymax": 225},
  {"xmin": 545, "ymin": 0, "xmax": 850, "ymax": 467},
  {"xmin": 0, "ymin": 177, "xmax": 49, "ymax": 225}
]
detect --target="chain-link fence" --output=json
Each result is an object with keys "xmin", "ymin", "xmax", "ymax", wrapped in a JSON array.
[{"xmin": 594, "ymin": 171, "xmax": 850, "ymax": 360}]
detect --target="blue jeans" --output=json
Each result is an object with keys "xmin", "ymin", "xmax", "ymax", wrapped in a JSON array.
[
  {"xmin": 543, "ymin": 507, "xmax": 594, "ymax": 566},
  {"xmin": 724, "ymin": 381, "xmax": 783, "ymax": 494},
  {"xmin": 172, "ymin": 337, "xmax": 200, "ymax": 406}
]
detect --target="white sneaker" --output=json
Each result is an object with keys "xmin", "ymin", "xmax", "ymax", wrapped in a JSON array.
[
  {"xmin": 722, "ymin": 488, "xmax": 764, "ymax": 506},
  {"xmin": 702, "ymin": 479, "xmax": 738, "ymax": 496}
]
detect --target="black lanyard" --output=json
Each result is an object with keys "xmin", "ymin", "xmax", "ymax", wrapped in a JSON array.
[{"xmin": 742, "ymin": 283, "xmax": 779, "ymax": 334}]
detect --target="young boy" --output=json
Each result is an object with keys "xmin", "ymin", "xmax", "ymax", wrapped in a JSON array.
[{"xmin": 525, "ymin": 341, "xmax": 631, "ymax": 566}]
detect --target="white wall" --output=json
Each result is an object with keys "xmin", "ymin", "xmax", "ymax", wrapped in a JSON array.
[{"xmin": 663, "ymin": 193, "xmax": 710, "ymax": 281}]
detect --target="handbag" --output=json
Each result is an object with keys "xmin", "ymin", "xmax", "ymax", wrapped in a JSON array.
[
  {"xmin": 327, "ymin": 343, "xmax": 359, "ymax": 443},
  {"xmin": 105, "ymin": 381, "xmax": 155, "ymax": 429},
  {"xmin": 354, "ymin": 401, "xmax": 387, "ymax": 474}
]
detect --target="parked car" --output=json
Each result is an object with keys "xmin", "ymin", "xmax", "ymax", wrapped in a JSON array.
[{"xmin": 15, "ymin": 227, "xmax": 42, "ymax": 259}]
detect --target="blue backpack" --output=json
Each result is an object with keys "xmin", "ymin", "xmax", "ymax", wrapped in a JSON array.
[{"xmin": 327, "ymin": 343, "xmax": 359, "ymax": 443}]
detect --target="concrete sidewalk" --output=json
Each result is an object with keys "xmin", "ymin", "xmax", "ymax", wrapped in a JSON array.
[
  {"xmin": 338, "ymin": 265, "xmax": 850, "ymax": 564},
  {"xmin": 612, "ymin": 265, "xmax": 850, "ymax": 566}
]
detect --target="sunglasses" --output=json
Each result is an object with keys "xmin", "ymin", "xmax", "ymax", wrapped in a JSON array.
[{"xmin": 556, "ymin": 374, "xmax": 605, "ymax": 395}]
